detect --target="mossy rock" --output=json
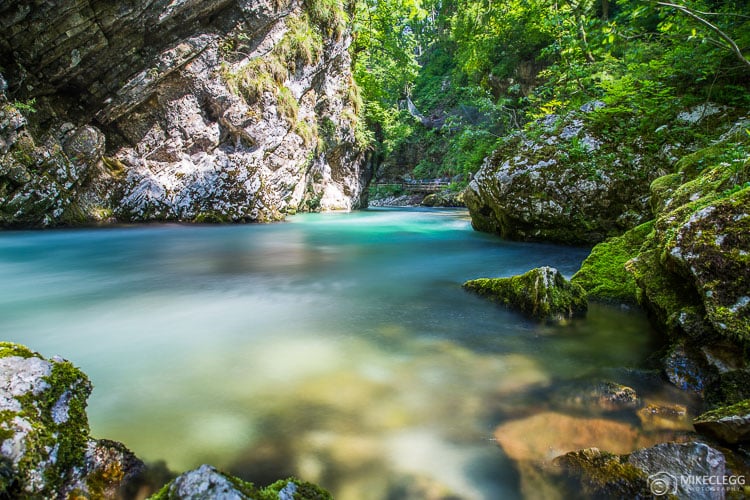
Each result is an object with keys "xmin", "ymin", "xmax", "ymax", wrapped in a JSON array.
[
  {"xmin": 0, "ymin": 342, "xmax": 91, "ymax": 497},
  {"xmin": 463, "ymin": 266, "xmax": 587, "ymax": 324},
  {"xmin": 552, "ymin": 448, "xmax": 648, "ymax": 498},
  {"xmin": 694, "ymin": 399, "xmax": 750, "ymax": 444},
  {"xmin": 465, "ymin": 106, "xmax": 659, "ymax": 245},
  {"xmin": 149, "ymin": 464, "xmax": 332, "ymax": 500},
  {"xmin": 571, "ymin": 221, "xmax": 653, "ymax": 303}
]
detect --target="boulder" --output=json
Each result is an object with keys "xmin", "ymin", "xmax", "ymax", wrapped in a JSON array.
[
  {"xmin": 554, "ymin": 442, "xmax": 729, "ymax": 500},
  {"xmin": 0, "ymin": 342, "xmax": 143, "ymax": 498},
  {"xmin": 463, "ymin": 266, "xmax": 587, "ymax": 324},
  {"xmin": 464, "ymin": 102, "xmax": 659, "ymax": 245},
  {"xmin": 694, "ymin": 399, "xmax": 750, "ymax": 444},
  {"xmin": 150, "ymin": 464, "xmax": 332, "ymax": 500}
]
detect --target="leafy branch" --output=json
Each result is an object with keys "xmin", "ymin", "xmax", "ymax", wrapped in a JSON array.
[{"xmin": 654, "ymin": 1, "xmax": 750, "ymax": 70}]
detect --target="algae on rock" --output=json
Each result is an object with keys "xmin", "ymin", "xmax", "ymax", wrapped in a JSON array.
[
  {"xmin": 463, "ymin": 266, "xmax": 587, "ymax": 324},
  {"xmin": 0, "ymin": 342, "xmax": 144, "ymax": 498}
]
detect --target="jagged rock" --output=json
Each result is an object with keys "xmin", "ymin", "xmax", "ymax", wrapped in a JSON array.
[
  {"xmin": 0, "ymin": 342, "xmax": 143, "ymax": 498},
  {"xmin": 464, "ymin": 102, "xmax": 660, "ymax": 244},
  {"xmin": 150, "ymin": 464, "xmax": 332, "ymax": 500},
  {"xmin": 694, "ymin": 400, "xmax": 750, "ymax": 444},
  {"xmin": 463, "ymin": 266, "xmax": 587, "ymax": 324},
  {"xmin": 628, "ymin": 442, "xmax": 726, "ymax": 500},
  {"xmin": 0, "ymin": 0, "xmax": 368, "ymax": 227}
]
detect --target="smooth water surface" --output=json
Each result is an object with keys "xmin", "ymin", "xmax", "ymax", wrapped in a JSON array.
[{"xmin": 0, "ymin": 209, "xmax": 688, "ymax": 498}]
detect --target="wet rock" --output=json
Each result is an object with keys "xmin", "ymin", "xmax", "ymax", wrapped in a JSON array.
[
  {"xmin": 150, "ymin": 464, "xmax": 332, "ymax": 500},
  {"xmin": 551, "ymin": 380, "xmax": 641, "ymax": 413},
  {"xmin": 494, "ymin": 411, "xmax": 662, "ymax": 499},
  {"xmin": 554, "ymin": 442, "xmax": 728, "ymax": 500},
  {"xmin": 493, "ymin": 411, "xmax": 653, "ymax": 465},
  {"xmin": 0, "ymin": 342, "xmax": 142, "ymax": 498},
  {"xmin": 552, "ymin": 448, "xmax": 648, "ymax": 498},
  {"xmin": 463, "ymin": 266, "xmax": 587, "ymax": 324},
  {"xmin": 694, "ymin": 400, "xmax": 750, "ymax": 444},
  {"xmin": 628, "ymin": 442, "xmax": 726, "ymax": 500}
]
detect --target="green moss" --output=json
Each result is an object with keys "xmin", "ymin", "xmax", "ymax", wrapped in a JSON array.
[
  {"xmin": 148, "ymin": 471, "xmax": 332, "ymax": 500},
  {"xmin": 695, "ymin": 399, "xmax": 750, "ymax": 422},
  {"xmin": 572, "ymin": 221, "xmax": 653, "ymax": 303},
  {"xmin": 0, "ymin": 342, "xmax": 37, "ymax": 359},
  {"xmin": 464, "ymin": 267, "xmax": 587, "ymax": 323},
  {"xmin": 650, "ymin": 173, "xmax": 682, "ymax": 215},
  {"xmin": 194, "ymin": 212, "xmax": 230, "ymax": 223},
  {"xmin": 262, "ymin": 478, "xmax": 333, "ymax": 499},
  {"xmin": 626, "ymin": 244, "xmax": 703, "ymax": 339},
  {"xmin": 553, "ymin": 448, "xmax": 648, "ymax": 498}
]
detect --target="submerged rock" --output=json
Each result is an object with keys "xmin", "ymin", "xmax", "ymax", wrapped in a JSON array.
[
  {"xmin": 0, "ymin": 342, "xmax": 143, "ymax": 498},
  {"xmin": 554, "ymin": 442, "xmax": 730, "ymax": 500},
  {"xmin": 150, "ymin": 464, "xmax": 332, "ymax": 500},
  {"xmin": 694, "ymin": 399, "xmax": 750, "ymax": 444},
  {"xmin": 463, "ymin": 266, "xmax": 587, "ymax": 324},
  {"xmin": 550, "ymin": 380, "xmax": 641, "ymax": 414}
]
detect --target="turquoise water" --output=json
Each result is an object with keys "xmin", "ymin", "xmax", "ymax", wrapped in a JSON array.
[{"xmin": 0, "ymin": 208, "xmax": 687, "ymax": 498}]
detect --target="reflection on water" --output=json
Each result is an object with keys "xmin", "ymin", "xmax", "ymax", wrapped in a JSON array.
[{"xmin": 0, "ymin": 208, "xmax": 695, "ymax": 499}]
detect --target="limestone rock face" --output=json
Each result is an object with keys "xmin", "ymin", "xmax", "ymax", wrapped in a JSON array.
[
  {"xmin": 0, "ymin": 342, "xmax": 143, "ymax": 498},
  {"xmin": 0, "ymin": 0, "xmax": 368, "ymax": 226},
  {"xmin": 463, "ymin": 266, "xmax": 587, "ymax": 324},
  {"xmin": 464, "ymin": 102, "xmax": 659, "ymax": 244}
]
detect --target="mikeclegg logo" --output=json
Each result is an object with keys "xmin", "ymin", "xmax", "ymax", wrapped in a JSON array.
[{"xmin": 648, "ymin": 472, "xmax": 678, "ymax": 496}]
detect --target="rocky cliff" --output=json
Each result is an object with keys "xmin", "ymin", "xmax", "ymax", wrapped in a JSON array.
[{"xmin": 0, "ymin": 0, "xmax": 368, "ymax": 227}]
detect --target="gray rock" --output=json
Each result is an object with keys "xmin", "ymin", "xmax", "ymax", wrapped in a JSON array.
[
  {"xmin": 694, "ymin": 400, "xmax": 750, "ymax": 444},
  {"xmin": 628, "ymin": 442, "xmax": 726, "ymax": 500},
  {"xmin": 0, "ymin": 342, "xmax": 143, "ymax": 498}
]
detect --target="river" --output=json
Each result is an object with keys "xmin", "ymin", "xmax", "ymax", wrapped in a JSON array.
[{"xmin": 0, "ymin": 208, "xmax": 693, "ymax": 498}]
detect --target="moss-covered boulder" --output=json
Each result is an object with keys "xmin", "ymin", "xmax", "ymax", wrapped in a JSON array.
[
  {"xmin": 149, "ymin": 464, "xmax": 332, "ymax": 500},
  {"xmin": 693, "ymin": 399, "xmax": 750, "ymax": 445},
  {"xmin": 0, "ymin": 342, "xmax": 144, "ymax": 498},
  {"xmin": 464, "ymin": 102, "xmax": 662, "ymax": 245},
  {"xmin": 463, "ymin": 266, "xmax": 587, "ymax": 324}
]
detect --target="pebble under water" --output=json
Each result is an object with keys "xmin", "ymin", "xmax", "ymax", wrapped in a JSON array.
[{"xmin": 0, "ymin": 208, "xmax": 695, "ymax": 499}]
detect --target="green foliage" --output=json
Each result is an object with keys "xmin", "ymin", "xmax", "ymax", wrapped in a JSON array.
[{"xmin": 11, "ymin": 98, "xmax": 36, "ymax": 115}]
